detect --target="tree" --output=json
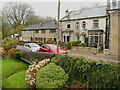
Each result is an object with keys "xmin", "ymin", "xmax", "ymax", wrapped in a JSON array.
[{"xmin": 2, "ymin": 2, "xmax": 34, "ymax": 29}]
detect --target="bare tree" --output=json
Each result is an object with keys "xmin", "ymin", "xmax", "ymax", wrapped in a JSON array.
[{"xmin": 2, "ymin": 2, "xmax": 34, "ymax": 28}]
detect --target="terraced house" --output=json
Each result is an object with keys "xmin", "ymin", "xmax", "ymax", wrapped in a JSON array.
[{"xmin": 21, "ymin": 23, "xmax": 57, "ymax": 43}]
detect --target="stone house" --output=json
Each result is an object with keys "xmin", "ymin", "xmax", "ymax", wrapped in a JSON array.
[
  {"xmin": 21, "ymin": 23, "xmax": 57, "ymax": 43},
  {"xmin": 60, "ymin": 6, "xmax": 107, "ymax": 49},
  {"xmin": 106, "ymin": 0, "xmax": 120, "ymax": 57}
]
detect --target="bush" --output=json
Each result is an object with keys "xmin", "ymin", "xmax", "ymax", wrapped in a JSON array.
[
  {"xmin": 51, "ymin": 55, "xmax": 120, "ymax": 89},
  {"xmin": 67, "ymin": 42, "xmax": 72, "ymax": 49},
  {"xmin": 78, "ymin": 43, "xmax": 87, "ymax": 47},
  {"xmin": 14, "ymin": 52, "xmax": 21, "ymax": 59},
  {"xmin": 72, "ymin": 41, "xmax": 81, "ymax": 46},
  {"xmin": 2, "ymin": 59, "xmax": 28, "ymax": 79},
  {"xmin": 2, "ymin": 71, "xmax": 29, "ymax": 88},
  {"xmin": 36, "ymin": 63, "xmax": 68, "ymax": 88},
  {"xmin": 66, "ymin": 41, "xmax": 81, "ymax": 50},
  {"xmin": 7, "ymin": 48, "xmax": 17, "ymax": 59},
  {"xmin": 2, "ymin": 38, "xmax": 18, "ymax": 51}
]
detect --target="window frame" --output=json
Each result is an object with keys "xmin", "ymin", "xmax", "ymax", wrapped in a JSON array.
[
  {"xmin": 82, "ymin": 21, "xmax": 86, "ymax": 30},
  {"xmin": 93, "ymin": 20, "xmax": 99, "ymax": 28},
  {"xmin": 41, "ymin": 30, "xmax": 45, "ymax": 33},
  {"xmin": 35, "ymin": 30, "xmax": 39, "ymax": 33},
  {"xmin": 66, "ymin": 23, "xmax": 71, "ymax": 29}
]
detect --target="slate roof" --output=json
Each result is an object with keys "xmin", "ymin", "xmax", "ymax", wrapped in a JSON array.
[
  {"xmin": 22, "ymin": 23, "xmax": 57, "ymax": 31},
  {"xmin": 61, "ymin": 6, "xmax": 107, "ymax": 21}
]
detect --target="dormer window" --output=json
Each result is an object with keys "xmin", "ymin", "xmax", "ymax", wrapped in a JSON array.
[
  {"xmin": 67, "ymin": 23, "xmax": 70, "ymax": 29},
  {"xmin": 82, "ymin": 21, "xmax": 86, "ymax": 30}
]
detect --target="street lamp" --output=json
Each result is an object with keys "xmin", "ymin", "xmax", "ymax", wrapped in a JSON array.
[{"xmin": 57, "ymin": 0, "xmax": 60, "ymax": 53}]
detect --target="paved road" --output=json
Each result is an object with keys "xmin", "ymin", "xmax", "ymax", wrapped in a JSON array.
[{"xmin": 68, "ymin": 51, "xmax": 119, "ymax": 63}]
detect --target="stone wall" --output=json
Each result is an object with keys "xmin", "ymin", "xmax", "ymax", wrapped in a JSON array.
[
  {"xmin": 109, "ymin": 9, "xmax": 120, "ymax": 58},
  {"xmin": 72, "ymin": 46, "xmax": 98, "ymax": 54}
]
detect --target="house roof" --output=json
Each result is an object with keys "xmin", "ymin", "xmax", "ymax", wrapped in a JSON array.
[
  {"xmin": 61, "ymin": 6, "xmax": 107, "ymax": 21},
  {"xmin": 22, "ymin": 23, "xmax": 57, "ymax": 31}
]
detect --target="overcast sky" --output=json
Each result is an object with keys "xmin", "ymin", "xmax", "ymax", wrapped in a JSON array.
[{"xmin": 0, "ymin": 0, "xmax": 107, "ymax": 18}]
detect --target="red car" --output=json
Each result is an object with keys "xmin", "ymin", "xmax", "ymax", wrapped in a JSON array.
[{"xmin": 39, "ymin": 44, "xmax": 67, "ymax": 54}]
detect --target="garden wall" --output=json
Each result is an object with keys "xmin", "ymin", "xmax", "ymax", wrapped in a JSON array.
[
  {"xmin": 72, "ymin": 46, "xmax": 98, "ymax": 54},
  {"xmin": 20, "ymin": 51, "xmax": 54, "ymax": 63}
]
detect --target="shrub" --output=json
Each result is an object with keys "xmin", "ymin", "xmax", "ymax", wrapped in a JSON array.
[
  {"xmin": 78, "ymin": 43, "xmax": 87, "ymax": 47},
  {"xmin": 7, "ymin": 48, "xmax": 17, "ymax": 59},
  {"xmin": 2, "ymin": 71, "xmax": 29, "ymax": 88},
  {"xmin": 51, "ymin": 55, "xmax": 120, "ymax": 89},
  {"xmin": 36, "ymin": 63, "xmax": 68, "ymax": 88},
  {"xmin": 14, "ymin": 52, "xmax": 21, "ymax": 59},
  {"xmin": 67, "ymin": 42, "xmax": 72, "ymax": 49},
  {"xmin": 2, "ymin": 38, "xmax": 18, "ymax": 51},
  {"xmin": 72, "ymin": 41, "xmax": 81, "ymax": 46},
  {"xmin": 25, "ymin": 59, "xmax": 50, "ymax": 86}
]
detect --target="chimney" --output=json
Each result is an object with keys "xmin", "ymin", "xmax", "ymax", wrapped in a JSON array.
[
  {"xmin": 65, "ymin": 9, "xmax": 69, "ymax": 16},
  {"xmin": 112, "ymin": 0, "xmax": 117, "ymax": 9},
  {"xmin": 107, "ymin": 0, "xmax": 110, "ymax": 10},
  {"xmin": 118, "ymin": 1, "xmax": 120, "ymax": 8}
]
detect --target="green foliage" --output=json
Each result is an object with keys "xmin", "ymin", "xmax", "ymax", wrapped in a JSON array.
[
  {"xmin": 2, "ymin": 38, "xmax": 18, "ymax": 51},
  {"xmin": 51, "ymin": 55, "xmax": 120, "ymax": 89},
  {"xmin": 85, "ymin": 37, "xmax": 88, "ymax": 46},
  {"xmin": 16, "ymin": 25, "xmax": 26, "ymax": 34},
  {"xmin": 78, "ymin": 43, "xmax": 87, "ymax": 47},
  {"xmin": 14, "ymin": 52, "xmax": 21, "ymax": 59},
  {"xmin": 72, "ymin": 41, "xmax": 81, "ymax": 46},
  {"xmin": 67, "ymin": 42, "xmax": 72, "ymax": 49},
  {"xmin": 2, "ymin": 71, "xmax": 29, "ymax": 88},
  {"xmin": 2, "ymin": 59, "xmax": 28, "ymax": 80},
  {"xmin": 67, "ymin": 41, "xmax": 81, "ymax": 50},
  {"xmin": 45, "ymin": 39, "xmax": 56, "ymax": 44},
  {"xmin": 36, "ymin": 63, "xmax": 68, "ymax": 88}
]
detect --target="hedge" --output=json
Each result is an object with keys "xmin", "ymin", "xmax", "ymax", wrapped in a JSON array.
[{"xmin": 51, "ymin": 55, "xmax": 120, "ymax": 89}]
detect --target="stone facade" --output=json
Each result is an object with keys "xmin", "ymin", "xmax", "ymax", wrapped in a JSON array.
[
  {"xmin": 108, "ymin": 9, "xmax": 120, "ymax": 58},
  {"xmin": 21, "ymin": 23, "xmax": 58, "ymax": 43},
  {"xmin": 22, "ymin": 29, "xmax": 57, "ymax": 42}
]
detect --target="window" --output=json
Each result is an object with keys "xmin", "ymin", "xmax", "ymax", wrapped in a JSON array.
[
  {"xmin": 49, "ymin": 30, "xmax": 56, "ymax": 33},
  {"xmin": 93, "ymin": 20, "xmax": 99, "ymax": 28},
  {"xmin": 90, "ymin": 34, "xmax": 98, "ymax": 43},
  {"xmin": 75, "ymin": 22, "xmax": 79, "ymax": 29},
  {"xmin": 41, "ymin": 30, "xmax": 45, "ymax": 33},
  {"xmin": 67, "ymin": 24, "xmax": 70, "ymax": 29},
  {"xmin": 35, "ymin": 30, "xmax": 39, "ymax": 33},
  {"xmin": 82, "ymin": 21, "xmax": 86, "ymax": 29}
]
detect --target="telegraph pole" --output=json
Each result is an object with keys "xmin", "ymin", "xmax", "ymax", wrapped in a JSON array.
[{"xmin": 57, "ymin": 0, "xmax": 60, "ymax": 53}]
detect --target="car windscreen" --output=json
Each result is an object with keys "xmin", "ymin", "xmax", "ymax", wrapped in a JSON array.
[
  {"xmin": 30, "ymin": 43, "xmax": 39, "ymax": 47},
  {"xmin": 49, "ymin": 44, "xmax": 57, "ymax": 50}
]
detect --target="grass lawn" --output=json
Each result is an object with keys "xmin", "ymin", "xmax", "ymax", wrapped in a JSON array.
[
  {"xmin": 2, "ymin": 70, "xmax": 29, "ymax": 88},
  {"xmin": 2, "ymin": 59, "xmax": 29, "ymax": 80}
]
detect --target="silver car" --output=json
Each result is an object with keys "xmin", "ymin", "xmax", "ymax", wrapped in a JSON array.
[{"xmin": 24, "ymin": 43, "xmax": 40, "ymax": 52}]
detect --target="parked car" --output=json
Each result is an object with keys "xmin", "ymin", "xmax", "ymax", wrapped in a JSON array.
[
  {"xmin": 39, "ymin": 44, "xmax": 67, "ymax": 54},
  {"xmin": 24, "ymin": 43, "xmax": 40, "ymax": 52}
]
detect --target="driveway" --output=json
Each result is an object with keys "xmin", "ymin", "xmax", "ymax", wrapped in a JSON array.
[{"xmin": 68, "ymin": 51, "xmax": 119, "ymax": 63}]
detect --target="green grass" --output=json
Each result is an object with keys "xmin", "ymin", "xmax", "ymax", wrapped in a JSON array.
[
  {"xmin": 2, "ymin": 59, "xmax": 28, "ymax": 80},
  {"xmin": 2, "ymin": 71, "xmax": 29, "ymax": 88}
]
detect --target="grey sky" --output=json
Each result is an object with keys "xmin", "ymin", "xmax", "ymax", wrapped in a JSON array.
[
  {"xmin": 0, "ymin": 0, "xmax": 107, "ymax": 18},
  {"xmin": 28, "ymin": 2, "xmax": 106, "ymax": 19}
]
